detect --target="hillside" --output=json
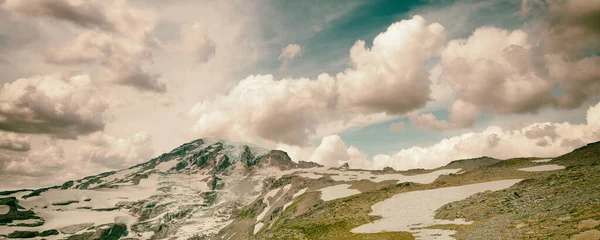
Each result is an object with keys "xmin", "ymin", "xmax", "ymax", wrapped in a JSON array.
[{"xmin": 0, "ymin": 139, "xmax": 598, "ymax": 240}]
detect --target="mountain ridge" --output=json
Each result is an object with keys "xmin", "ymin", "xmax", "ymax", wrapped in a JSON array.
[{"xmin": 0, "ymin": 139, "xmax": 598, "ymax": 240}]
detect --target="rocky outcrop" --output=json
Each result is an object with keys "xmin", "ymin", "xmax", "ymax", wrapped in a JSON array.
[
  {"xmin": 297, "ymin": 161, "xmax": 324, "ymax": 168},
  {"xmin": 382, "ymin": 166, "xmax": 395, "ymax": 172},
  {"xmin": 340, "ymin": 162, "xmax": 350, "ymax": 169},
  {"xmin": 256, "ymin": 150, "xmax": 298, "ymax": 170},
  {"xmin": 0, "ymin": 197, "xmax": 41, "ymax": 224},
  {"xmin": 442, "ymin": 156, "xmax": 501, "ymax": 171}
]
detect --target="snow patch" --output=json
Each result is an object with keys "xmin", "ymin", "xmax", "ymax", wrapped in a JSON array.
[
  {"xmin": 293, "ymin": 188, "xmax": 308, "ymax": 199},
  {"xmin": 351, "ymin": 179, "xmax": 522, "ymax": 239},
  {"xmin": 155, "ymin": 160, "xmax": 179, "ymax": 172},
  {"xmin": 519, "ymin": 165, "xmax": 565, "ymax": 172},
  {"xmin": 256, "ymin": 187, "xmax": 281, "ymax": 222},
  {"xmin": 0, "ymin": 205, "xmax": 9, "ymax": 214},
  {"xmin": 0, "ymin": 175, "xmax": 159, "ymax": 235},
  {"xmin": 283, "ymin": 187, "xmax": 308, "ymax": 211},
  {"xmin": 318, "ymin": 184, "xmax": 361, "ymax": 201},
  {"xmin": 253, "ymin": 222, "xmax": 264, "ymax": 235}
]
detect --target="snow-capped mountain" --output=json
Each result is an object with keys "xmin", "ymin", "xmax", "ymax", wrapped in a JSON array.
[
  {"xmin": 0, "ymin": 138, "xmax": 316, "ymax": 239},
  {"xmin": 1, "ymin": 139, "xmax": 598, "ymax": 240}
]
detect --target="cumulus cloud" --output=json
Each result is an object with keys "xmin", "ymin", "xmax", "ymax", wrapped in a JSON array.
[
  {"xmin": 2, "ymin": 0, "xmax": 114, "ymax": 31},
  {"xmin": 543, "ymin": 0, "xmax": 600, "ymax": 55},
  {"xmin": 9, "ymin": 0, "xmax": 167, "ymax": 93},
  {"xmin": 338, "ymin": 16, "xmax": 445, "ymax": 114},
  {"xmin": 422, "ymin": 19, "xmax": 600, "ymax": 132},
  {"xmin": 190, "ymin": 16, "xmax": 446, "ymax": 146},
  {"xmin": 409, "ymin": 100, "xmax": 479, "ymax": 131},
  {"xmin": 0, "ymin": 131, "xmax": 30, "ymax": 152},
  {"xmin": 546, "ymin": 56, "xmax": 600, "ymax": 109},
  {"xmin": 524, "ymin": 124, "xmax": 558, "ymax": 140},
  {"xmin": 294, "ymin": 101, "xmax": 600, "ymax": 171},
  {"xmin": 0, "ymin": 132, "xmax": 156, "ymax": 189},
  {"xmin": 279, "ymin": 44, "xmax": 302, "ymax": 70},
  {"xmin": 190, "ymin": 74, "xmax": 338, "ymax": 146},
  {"xmin": 441, "ymin": 27, "xmax": 554, "ymax": 113},
  {"xmin": 0, "ymin": 74, "xmax": 109, "ymax": 139},
  {"xmin": 79, "ymin": 132, "xmax": 156, "ymax": 169},
  {"xmin": 1, "ymin": 140, "xmax": 67, "ymax": 177},
  {"xmin": 373, "ymin": 101, "xmax": 600, "ymax": 170},
  {"xmin": 307, "ymin": 135, "xmax": 370, "ymax": 169}
]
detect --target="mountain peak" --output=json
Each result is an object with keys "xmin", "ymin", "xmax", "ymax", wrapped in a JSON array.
[
  {"xmin": 340, "ymin": 162, "xmax": 350, "ymax": 169},
  {"xmin": 155, "ymin": 138, "xmax": 298, "ymax": 173}
]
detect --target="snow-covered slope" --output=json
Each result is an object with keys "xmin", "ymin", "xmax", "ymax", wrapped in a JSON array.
[{"xmin": 0, "ymin": 139, "xmax": 303, "ymax": 239}]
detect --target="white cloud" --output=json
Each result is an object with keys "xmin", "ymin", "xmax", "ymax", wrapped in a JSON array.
[
  {"xmin": 1, "ymin": 139, "xmax": 68, "ymax": 177},
  {"xmin": 79, "ymin": 132, "xmax": 156, "ymax": 169},
  {"xmin": 0, "ymin": 131, "xmax": 157, "ymax": 189},
  {"xmin": 337, "ymin": 16, "xmax": 445, "ymax": 114},
  {"xmin": 169, "ymin": 23, "xmax": 216, "ymax": 63},
  {"xmin": 374, "ymin": 101, "xmax": 600, "ymax": 170},
  {"xmin": 7, "ymin": 0, "xmax": 167, "ymax": 93},
  {"xmin": 409, "ymin": 100, "xmax": 479, "ymax": 131},
  {"xmin": 279, "ymin": 44, "xmax": 302, "ymax": 70},
  {"xmin": 0, "ymin": 73, "xmax": 109, "ymax": 138},
  {"xmin": 440, "ymin": 27, "xmax": 554, "ymax": 114},
  {"xmin": 542, "ymin": 0, "xmax": 600, "ymax": 56},
  {"xmin": 2, "ymin": 0, "xmax": 114, "ymax": 31},
  {"xmin": 0, "ymin": 131, "xmax": 30, "ymax": 152},
  {"xmin": 418, "ymin": 19, "xmax": 600, "ymax": 132},
  {"xmin": 292, "ymin": 101, "xmax": 600, "ymax": 171},
  {"xmin": 307, "ymin": 135, "xmax": 370, "ymax": 169},
  {"xmin": 190, "ymin": 16, "xmax": 446, "ymax": 146}
]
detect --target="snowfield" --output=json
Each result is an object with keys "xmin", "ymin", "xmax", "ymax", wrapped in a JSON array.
[
  {"xmin": 318, "ymin": 184, "xmax": 361, "ymax": 201},
  {"xmin": 351, "ymin": 179, "xmax": 522, "ymax": 239},
  {"xmin": 296, "ymin": 168, "xmax": 461, "ymax": 184},
  {"xmin": 519, "ymin": 164, "xmax": 565, "ymax": 172}
]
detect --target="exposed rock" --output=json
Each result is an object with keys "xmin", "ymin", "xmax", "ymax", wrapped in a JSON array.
[
  {"xmin": 0, "ymin": 197, "xmax": 41, "ymax": 224},
  {"xmin": 52, "ymin": 200, "xmax": 79, "ymax": 206},
  {"xmin": 40, "ymin": 229, "xmax": 59, "ymax": 237},
  {"xmin": 297, "ymin": 161, "xmax": 324, "ymax": 168},
  {"xmin": 382, "ymin": 166, "xmax": 395, "ymax": 172},
  {"xmin": 59, "ymin": 222, "xmax": 95, "ymax": 234},
  {"xmin": 572, "ymin": 230, "xmax": 600, "ymax": 240},
  {"xmin": 578, "ymin": 219, "xmax": 600, "ymax": 231},
  {"xmin": 340, "ymin": 162, "xmax": 350, "ymax": 169},
  {"xmin": 6, "ymin": 229, "xmax": 58, "ymax": 238},
  {"xmin": 61, "ymin": 180, "xmax": 74, "ymax": 189},
  {"xmin": 99, "ymin": 223, "xmax": 128, "ymax": 239},
  {"xmin": 256, "ymin": 150, "xmax": 298, "ymax": 170},
  {"xmin": 515, "ymin": 223, "xmax": 527, "ymax": 229},
  {"xmin": 7, "ymin": 231, "xmax": 38, "ymax": 238}
]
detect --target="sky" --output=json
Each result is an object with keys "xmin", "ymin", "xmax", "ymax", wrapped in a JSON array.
[{"xmin": 0, "ymin": 0, "xmax": 599, "ymax": 189}]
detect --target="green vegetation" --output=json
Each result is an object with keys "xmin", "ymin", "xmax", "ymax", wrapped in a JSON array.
[
  {"xmin": 251, "ymin": 143, "xmax": 600, "ymax": 239},
  {"xmin": 435, "ymin": 164, "xmax": 600, "ymax": 239}
]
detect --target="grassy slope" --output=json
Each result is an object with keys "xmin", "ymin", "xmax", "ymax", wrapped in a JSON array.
[
  {"xmin": 254, "ymin": 159, "xmax": 550, "ymax": 239},
  {"xmin": 219, "ymin": 141, "xmax": 600, "ymax": 240},
  {"xmin": 434, "ymin": 142, "xmax": 600, "ymax": 239}
]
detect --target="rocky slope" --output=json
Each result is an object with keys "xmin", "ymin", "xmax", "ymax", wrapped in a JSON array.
[{"xmin": 0, "ymin": 139, "xmax": 598, "ymax": 240}]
